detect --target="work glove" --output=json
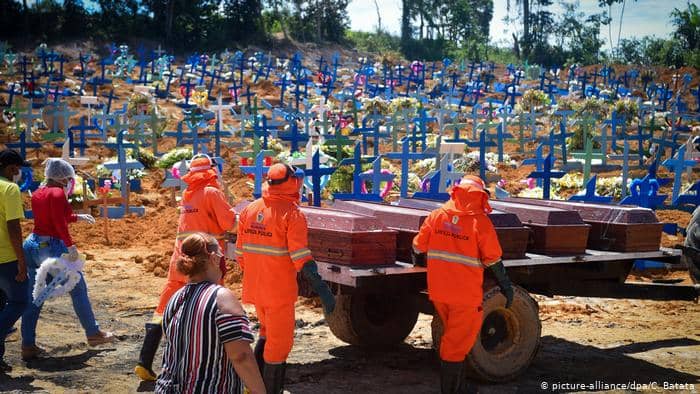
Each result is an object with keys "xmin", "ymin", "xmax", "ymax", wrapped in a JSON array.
[
  {"xmin": 77, "ymin": 214, "xmax": 96, "ymax": 224},
  {"xmin": 301, "ymin": 261, "xmax": 336, "ymax": 315},
  {"xmin": 411, "ymin": 248, "xmax": 427, "ymax": 267},
  {"xmin": 67, "ymin": 245, "xmax": 80, "ymax": 262},
  {"xmin": 488, "ymin": 261, "xmax": 514, "ymax": 308}
]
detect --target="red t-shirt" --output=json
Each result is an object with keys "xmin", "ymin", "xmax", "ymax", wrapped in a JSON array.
[{"xmin": 31, "ymin": 186, "xmax": 77, "ymax": 247}]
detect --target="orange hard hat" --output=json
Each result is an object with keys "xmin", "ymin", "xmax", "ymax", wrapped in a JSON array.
[
  {"xmin": 267, "ymin": 163, "xmax": 305, "ymax": 186},
  {"xmin": 454, "ymin": 175, "xmax": 490, "ymax": 196}
]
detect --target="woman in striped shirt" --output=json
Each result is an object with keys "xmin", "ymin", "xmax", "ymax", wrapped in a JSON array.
[{"xmin": 156, "ymin": 233, "xmax": 264, "ymax": 394}]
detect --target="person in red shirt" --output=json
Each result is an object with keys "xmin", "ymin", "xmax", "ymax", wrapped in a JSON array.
[
  {"xmin": 413, "ymin": 175, "xmax": 513, "ymax": 394},
  {"xmin": 21, "ymin": 158, "xmax": 114, "ymax": 361}
]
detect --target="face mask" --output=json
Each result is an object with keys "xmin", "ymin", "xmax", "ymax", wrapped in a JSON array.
[{"xmin": 62, "ymin": 178, "xmax": 76, "ymax": 197}]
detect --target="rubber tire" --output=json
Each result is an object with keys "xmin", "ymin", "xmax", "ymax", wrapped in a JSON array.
[
  {"xmin": 326, "ymin": 293, "xmax": 419, "ymax": 347},
  {"xmin": 684, "ymin": 207, "xmax": 700, "ymax": 285},
  {"xmin": 431, "ymin": 285, "xmax": 541, "ymax": 382},
  {"xmin": 684, "ymin": 252, "xmax": 700, "ymax": 285}
]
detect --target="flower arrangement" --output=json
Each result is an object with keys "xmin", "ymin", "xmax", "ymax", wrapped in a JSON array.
[
  {"xmin": 552, "ymin": 173, "xmax": 628, "ymax": 200},
  {"xmin": 156, "ymin": 148, "xmax": 193, "ymax": 169},
  {"xmin": 517, "ymin": 89, "xmax": 551, "ymax": 113},
  {"xmin": 361, "ymin": 97, "xmax": 390, "ymax": 115},
  {"xmin": 575, "ymin": 97, "xmax": 610, "ymax": 119},
  {"xmin": 389, "ymin": 97, "xmax": 419, "ymax": 113},
  {"xmin": 612, "ymin": 99, "xmax": 639, "ymax": 125}
]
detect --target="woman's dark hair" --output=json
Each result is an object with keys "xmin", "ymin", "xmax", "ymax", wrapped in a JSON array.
[{"xmin": 177, "ymin": 233, "xmax": 219, "ymax": 276}]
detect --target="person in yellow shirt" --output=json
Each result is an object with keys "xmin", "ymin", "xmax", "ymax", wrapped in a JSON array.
[{"xmin": 0, "ymin": 149, "xmax": 29, "ymax": 372}]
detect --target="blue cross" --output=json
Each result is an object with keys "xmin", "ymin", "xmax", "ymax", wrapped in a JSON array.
[
  {"xmin": 443, "ymin": 121, "xmax": 470, "ymax": 144},
  {"xmin": 211, "ymin": 119, "xmax": 233, "ymax": 158},
  {"xmin": 662, "ymin": 145, "xmax": 697, "ymax": 205},
  {"xmin": 1, "ymin": 82, "xmax": 19, "ymax": 108},
  {"xmin": 66, "ymin": 117, "xmax": 93, "ymax": 156},
  {"xmin": 6, "ymin": 131, "xmax": 41, "ymax": 159},
  {"xmin": 652, "ymin": 130, "xmax": 681, "ymax": 162},
  {"xmin": 527, "ymin": 154, "xmax": 566, "ymax": 200},
  {"xmin": 102, "ymin": 130, "xmax": 146, "ymax": 217},
  {"xmin": 359, "ymin": 155, "xmax": 395, "ymax": 198},
  {"xmin": 240, "ymin": 150, "xmax": 272, "ymax": 199},
  {"xmin": 467, "ymin": 130, "xmax": 497, "ymax": 182},
  {"xmin": 503, "ymin": 81, "xmax": 523, "ymax": 107},
  {"xmin": 278, "ymin": 122, "xmax": 309, "ymax": 153},
  {"xmin": 304, "ymin": 148, "xmax": 336, "ymax": 207},
  {"xmin": 410, "ymin": 109, "xmax": 437, "ymax": 152},
  {"xmin": 604, "ymin": 111, "xmax": 626, "ymax": 152},
  {"xmin": 385, "ymin": 138, "xmax": 436, "ymax": 198},
  {"xmin": 633, "ymin": 123, "xmax": 653, "ymax": 167},
  {"xmin": 333, "ymin": 142, "xmax": 383, "ymax": 202},
  {"xmin": 164, "ymin": 121, "xmax": 186, "ymax": 145},
  {"xmin": 608, "ymin": 139, "xmax": 631, "ymax": 199},
  {"xmin": 358, "ymin": 122, "xmax": 390, "ymax": 157},
  {"xmin": 177, "ymin": 78, "xmax": 196, "ymax": 109}
]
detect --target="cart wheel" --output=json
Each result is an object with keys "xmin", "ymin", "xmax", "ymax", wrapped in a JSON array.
[
  {"xmin": 431, "ymin": 285, "xmax": 541, "ymax": 382},
  {"xmin": 326, "ymin": 293, "xmax": 419, "ymax": 347},
  {"xmin": 684, "ymin": 251, "xmax": 700, "ymax": 285}
]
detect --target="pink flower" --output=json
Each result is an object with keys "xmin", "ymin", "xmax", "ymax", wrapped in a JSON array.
[{"xmin": 520, "ymin": 178, "xmax": 536, "ymax": 189}]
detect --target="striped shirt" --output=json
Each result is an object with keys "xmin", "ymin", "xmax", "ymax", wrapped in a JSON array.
[{"xmin": 156, "ymin": 281, "xmax": 254, "ymax": 394}]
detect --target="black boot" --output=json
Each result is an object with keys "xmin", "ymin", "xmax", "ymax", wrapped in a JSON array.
[
  {"xmin": 440, "ymin": 361, "xmax": 464, "ymax": 394},
  {"xmin": 254, "ymin": 337, "xmax": 266, "ymax": 375},
  {"xmin": 263, "ymin": 362, "xmax": 286, "ymax": 394},
  {"xmin": 135, "ymin": 322, "xmax": 163, "ymax": 381}
]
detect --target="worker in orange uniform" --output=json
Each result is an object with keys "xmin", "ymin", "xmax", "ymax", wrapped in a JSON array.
[
  {"xmin": 135, "ymin": 155, "xmax": 237, "ymax": 381},
  {"xmin": 412, "ymin": 175, "xmax": 513, "ymax": 394},
  {"xmin": 236, "ymin": 163, "xmax": 335, "ymax": 394}
]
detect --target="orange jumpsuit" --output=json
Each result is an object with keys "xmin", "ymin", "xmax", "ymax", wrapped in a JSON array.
[
  {"xmin": 236, "ymin": 179, "xmax": 312, "ymax": 363},
  {"xmin": 156, "ymin": 161, "xmax": 236, "ymax": 314},
  {"xmin": 413, "ymin": 176, "xmax": 502, "ymax": 362}
]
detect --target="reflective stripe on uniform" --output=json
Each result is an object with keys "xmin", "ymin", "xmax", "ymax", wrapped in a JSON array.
[
  {"xmin": 241, "ymin": 243, "xmax": 289, "ymax": 256},
  {"xmin": 289, "ymin": 247, "xmax": 312, "ymax": 261},
  {"xmin": 427, "ymin": 249, "xmax": 482, "ymax": 268}
]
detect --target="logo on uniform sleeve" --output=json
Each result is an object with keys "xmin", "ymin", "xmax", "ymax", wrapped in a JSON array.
[
  {"xmin": 256, "ymin": 211, "xmax": 264, "ymax": 223},
  {"xmin": 451, "ymin": 215, "xmax": 459, "ymax": 225}
]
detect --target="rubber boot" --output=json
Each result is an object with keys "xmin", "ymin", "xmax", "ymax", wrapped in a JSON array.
[
  {"xmin": 263, "ymin": 362, "xmax": 286, "ymax": 394},
  {"xmin": 440, "ymin": 361, "xmax": 465, "ymax": 394},
  {"xmin": 134, "ymin": 322, "xmax": 162, "ymax": 381},
  {"xmin": 254, "ymin": 337, "xmax": 266, "ymax": 375}
]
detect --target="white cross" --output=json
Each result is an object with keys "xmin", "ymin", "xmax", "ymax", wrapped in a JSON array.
[
  {"xmin": 209, "ymin": 93, "xmax": 233, "ymax": 133},
  {"xmin": 154, "ymin": 45, "xmax": 165, "ymax": 58}
]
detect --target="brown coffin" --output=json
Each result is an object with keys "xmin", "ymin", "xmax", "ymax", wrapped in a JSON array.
[
  {"xmin": 395, "ymin": 199, "xmax": 530, "ymax": 259},
  {"xmin": 503, "ymin": 198, "xmax": 663, "ymax": 252},
  {"xmin": 331, "ymin": 200, "xmax": 428, "ymax": 263},
  {"xmin": 301, "ymin": 206, "xmax": 397, "ymax": 266},
  {"xmin": 234, "ymin": 201, "xmax": 397, "ymax": 266},
  {"xmin": 489, "ymin": 200, "xmax": 591, "ymax": 255}
]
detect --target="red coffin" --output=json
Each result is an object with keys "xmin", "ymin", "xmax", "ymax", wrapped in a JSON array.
[
  {"xmin": 395, "ymin": 199, "xmax": 530, "ymax": 259},
  {"xmin": 503, "ymin": 198, "xmax": 663, "ymax": 252}
]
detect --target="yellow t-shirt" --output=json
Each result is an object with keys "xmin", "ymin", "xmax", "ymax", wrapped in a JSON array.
[{"xmin": 0, "ymin": 176, "xmax": 25, "ymax": 264}]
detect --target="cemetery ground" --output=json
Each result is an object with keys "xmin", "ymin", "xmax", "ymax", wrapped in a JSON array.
[
  {"xmin": 0, "ymin": 162, "xmax": 697, "ymax": 393},
  {"xmin": 0, "ymin": 233, "xmax": 698, "ymax": 393}
]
